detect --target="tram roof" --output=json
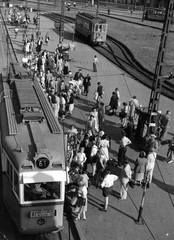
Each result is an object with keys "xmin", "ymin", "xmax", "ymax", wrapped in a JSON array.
[{"xmin": 76, "ymin": 12, "xmax": 106, "ymax": 23}]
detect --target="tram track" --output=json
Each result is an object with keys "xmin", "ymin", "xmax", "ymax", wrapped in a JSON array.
[{"xmin": 41, "ymin": 12, "xmax": 174, "ymax": 100}]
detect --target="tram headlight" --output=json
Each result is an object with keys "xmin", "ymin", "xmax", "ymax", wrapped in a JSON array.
[{"xmin": 37, "ymin": 218, "xmax": 46, "ymax": 225}]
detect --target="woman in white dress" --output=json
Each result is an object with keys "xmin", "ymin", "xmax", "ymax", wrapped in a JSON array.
[
  {"xmin": 76, "ymin": 181, "xmax": 88, "ymax": 220},
  {"xmin": 89, "ymin": 107, "xmax": 99, "ymax": 132},
  {"xmin": 98, "ymin": 134, "xmax": 110, "ymax": 168}
]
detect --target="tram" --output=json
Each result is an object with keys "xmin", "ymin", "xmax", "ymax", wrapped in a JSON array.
[
  {"xmin": 144, "ymin": 8, "xmax": 174, "ymax": 23},
  {"xmin": 75, "ymin": 12, "xmax": 108, "ymax": 44},
  {"xmin": 0, "ymin": 71, "xmax": 67, "ymax": 234}
]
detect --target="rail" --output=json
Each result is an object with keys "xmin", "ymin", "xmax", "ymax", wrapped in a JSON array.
[{"xmin": 0, "ymin": 9, "xmax": 18, "ymax": 65}]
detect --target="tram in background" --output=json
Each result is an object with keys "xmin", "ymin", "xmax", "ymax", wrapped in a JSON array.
[
  {"xmin": 0, "ymin": 69, "xmax": 67, "ymax": 234},
  {"xmin": 75, "ymin": 12, "xmax": 108, "ymax": 44},
  {"xmin": 144, "ymin": 8, "xmax": 174, "ymax": 23}
]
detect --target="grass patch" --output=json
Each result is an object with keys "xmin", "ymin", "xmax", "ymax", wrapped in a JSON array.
[{"xmin": 106, "ymin": 17, "xmax": 174, "ymax": 77}]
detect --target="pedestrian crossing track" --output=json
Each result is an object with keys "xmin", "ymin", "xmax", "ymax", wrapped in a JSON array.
[{"xmin": 1, "ymin": 4, "xmax": 174, "ymax": 240}]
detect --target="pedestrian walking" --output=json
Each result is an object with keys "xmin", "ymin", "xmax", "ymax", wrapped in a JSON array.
[
  {"xmin": 75, "ymin": 180, "xmax": 88, "ymax": 220},
  {"xmin": 14, "ymin": 27, "xmax": 19, "ymax": 39},
  {"xmin": 98, "ymin": 133, "xmax": 110, "ymax": 169},
  {"xmin": 118, "ymin": 131, "xmax": 131, "ymax": 167},
  {"xmin": 74, "ymin": 69, "xmax": 84, "ymax": 81},
  {"xmin": 98, "ymin": 102, "xmax": 105, "ymax": 131},
  {"xmin": 100, "ymin": 170, "xmax": 118, "ymax": 211},
  {"xmin": 119, "ymin": 102, "xmax": 129, "ymax": 127},
  {"xmin": 146, "ymin": 134, "xmax": 158, "ymax": 153},
  {"xmin": 93, "ymin": 55, "xmax": 98, "ymax": 72},
  {"xmin": 159, "ymin": 110, "xmax": 171, "ymax": 141},
  {"xmin": 36, "ymin": 37, "xmax": 43, "ymax": 54},
  {"xmin": 134, "ymin": 151, "xmax": 147, "ymax": 184},
  {"xmin": 51, "ymin": 92, "xmax": 60, "ymax": 118},
  {"xmin": 45, "ymin": 32, "xmax": 50, "ymax": 46},
  {"xmin": 146, "ymin": 148, "xmax": 157, "ymax": 184},
  {"xmin": 68, "ymin": 93, "xmax": 74, "ymax": 115},
  {"xmin": 74, "ymin": 147, "xmax": 87, "ymax": 168},
  {"xmin": 120, "ymin": 159, "xmax": 132, "ymax": 200},
  {"xmin": 83, "ymin": 74, "xmax": 91, "ymax": 96},
  {"xmin": 109, "ymin": 91, "xmax": 118, "ymax": 115},
  {"xmin": 166, "ymin": 137, "xmax": 174, "ymax": 163},
  {"xmin": 90, "ymin": 139, "xmax": 99, "ymax": 176}
]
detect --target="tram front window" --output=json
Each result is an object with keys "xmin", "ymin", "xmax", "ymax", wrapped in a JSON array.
[{"xmin": 24, "ymin": 182, "xmax": 61, "ymax": 201}]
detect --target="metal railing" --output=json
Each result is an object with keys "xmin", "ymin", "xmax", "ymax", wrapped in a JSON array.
[{"xmin": 0, "ymin": 9, "xmax": 18, "ymax": 64}]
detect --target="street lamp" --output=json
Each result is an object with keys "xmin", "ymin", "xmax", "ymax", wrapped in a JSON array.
[
  {"xmin": 142, "ymin": 0, "xmax": 150, "ymax": 22},
  {"xmin": 37, "ymin": 0, "xmax": 40, "ymax": 30},
  {"xmin": 59, "ymin": 0, "xmax": 65, "ymax": 43},
  {"xmin": 96, "ymin": 0, "xmax": 99, "ymax": 18}
]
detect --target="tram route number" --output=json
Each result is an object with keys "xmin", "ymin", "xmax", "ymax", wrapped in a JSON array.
[{"xmin": 30, "ymin": 210, "xmax": 55, "ymax": 218}]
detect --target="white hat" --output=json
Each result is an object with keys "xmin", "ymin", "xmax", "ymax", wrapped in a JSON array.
[
  {"xmin": 99, "ymin": 131, "xmax": 104, "ymax": 137},
  {"xmin": 150, "ymin": 134, "xmax": 156, "ymax": 138}
]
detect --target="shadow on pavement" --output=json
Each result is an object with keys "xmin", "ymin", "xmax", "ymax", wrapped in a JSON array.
[
  {"xmin": 153, "ymin": 177, "xmax": 174, "ymax": 196},
  {"xmin": 88, "ymin": 194, "xmax": 135, "ymax": 220}
]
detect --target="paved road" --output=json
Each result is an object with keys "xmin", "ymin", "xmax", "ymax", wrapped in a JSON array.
[{"xmin": 1, "ymin": 7, "xmax": 174, "ymax": 240}]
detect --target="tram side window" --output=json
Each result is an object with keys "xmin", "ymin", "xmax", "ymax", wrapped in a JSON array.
[
  {"xmin": 7, "ymin": 160, "xmax": 13, "ymax": 184},
  {"xmin": 94, "ymin": 24, "xmax": 99, "ymax": 32},
  {"xmin": 99, "ymin": 24, "xmax": 102, "ymax": 32},
  {"xmin": 24, "ymin": 182, "xmax": 61, "ymax": 202},
  {"xmin": 102, "ymin": 24, "xmax": 107, "ymax": 32},
  {"xmin": 14, "ymin": 171, "xmax": 19, "ymax": 198}
]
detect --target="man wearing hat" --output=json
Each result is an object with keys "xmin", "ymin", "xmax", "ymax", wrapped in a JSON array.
[
  {"xmin": 86, "ymin": 114, "xmax": 97, "ymax": 135},
  {"xmin": 147, "ymin": 134, "xmax": 158, "ymax": 153},
  {"xmin": 97, "ymin": 82, "xmax": 104, "ymax": 98}
]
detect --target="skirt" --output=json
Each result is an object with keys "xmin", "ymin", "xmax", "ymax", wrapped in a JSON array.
[
  {"xmin": 69, "ymin": 103, "xmax": 74, "ymax": 113},
  {"xmin": 103, "ymin": 186, "xmax": 113, "ymax": 197}
]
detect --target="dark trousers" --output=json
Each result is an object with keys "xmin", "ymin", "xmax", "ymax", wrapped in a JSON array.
[{"xmin": 118, "ymin": 146, "xmax": 127, "ymax": 166}]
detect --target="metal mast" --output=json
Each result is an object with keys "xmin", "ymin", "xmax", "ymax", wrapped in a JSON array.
[
  {"xmin": 147, "ymin": 0, "xmax": 174, "ymax": 134},
  {"xmin": 96, "ymin": 0, "xmax": 99, "ymax": 18},
  {"xmin": 59, "ymin": 0, "xmax": 65, "ymax": 43},
  {"xmin": 37, "ymin": 0, "xmax": 40, "ymax": 30}
]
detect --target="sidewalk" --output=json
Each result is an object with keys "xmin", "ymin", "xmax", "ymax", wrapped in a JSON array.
[{"xmin": 4, "ymin": 10, "xmax": 174, "ymax": 240}]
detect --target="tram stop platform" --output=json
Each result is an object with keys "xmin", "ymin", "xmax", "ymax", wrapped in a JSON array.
[{"xmin": 1, "ymin": 7, "xmax": 174, "ymax": 240}]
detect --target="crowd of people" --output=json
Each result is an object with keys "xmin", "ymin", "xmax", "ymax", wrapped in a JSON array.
[{"xmin": 7, "ymin": 6, "xmax": 174, "ymax": 220}]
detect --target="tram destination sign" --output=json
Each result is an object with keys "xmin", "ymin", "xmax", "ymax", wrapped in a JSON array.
[{"xmin": 30, "ymin": 210, "xmax": 55, "ymax": 218}]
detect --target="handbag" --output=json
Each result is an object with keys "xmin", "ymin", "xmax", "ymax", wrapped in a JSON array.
[
  {"xmin": 128, "ymin": 179, "xmax": 135, "ymax": 189},
  {"xmin": 70, "ymin": 195, "xmax": 78, "ymax": 206},
  {"xmin": 77, "ymin": 196, "xmax": 86, "ymax": 207}
]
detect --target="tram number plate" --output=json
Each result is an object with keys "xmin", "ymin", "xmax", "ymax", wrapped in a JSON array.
[{"xmin": 30, "ymin": 210, "xmax": 54, "ymax": 218}]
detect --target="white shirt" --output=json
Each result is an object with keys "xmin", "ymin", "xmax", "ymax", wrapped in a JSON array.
[
  {"xmin": 22, "ymin": 56, "xmax": 28, "ymax": 63},
  {"xmin": 146, "ymin": 152, "xmax": 157, "ymax": 171},
  {"xmin": 101, "ymin": 174, "xmax": 118, "ymax": 188},
  {"xmin": 120, "ymin": 136, "xmax": 131, "ymax": 147},
  {"xmin": 90, "ymin": 145, "xmax": 98, "ymax": 157},
  {"xmin": 75, "ymin": 152, "xmax": 86, "ymax": 165}
]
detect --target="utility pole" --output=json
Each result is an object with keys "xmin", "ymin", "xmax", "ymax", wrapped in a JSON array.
[
  {"xmin": 25, "ymin": 0, "xmax": 28, "ymax": 10},
  {"xmin": 59, "ymin": 0, "xmax": 65, "ymax": 43},
  {"xmin": 37, "ymin": 0, "xmax": 40, "ymax": 30},
  {"xmin": 141, "ymin": 0, "xmax": 147, "ymax": 22},
  {"xmin": 96, "ymin": 0, "xmax": 99, "ymax": 18},
  {"xmin": 147, "ymin": 0, "xmax": 174, "ymax": 135}
]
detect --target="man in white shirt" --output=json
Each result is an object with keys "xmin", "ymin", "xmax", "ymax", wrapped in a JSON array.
[
  {"xmin": 100, "ymin": 170, "xmax": 118, "ymax": 211},
  {"xmin": 75, "ymin": 147, "xmax": 87, "ymax": 167},
  {"xmin": 146, "ymin": 149, "xmax": 157, "ymax": 184}
]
